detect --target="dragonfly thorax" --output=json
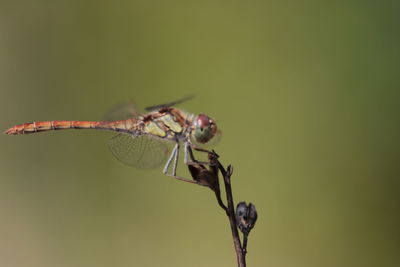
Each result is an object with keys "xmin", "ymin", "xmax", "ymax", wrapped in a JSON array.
[{"xmin": 192, "ymin": 114, "xmax": 217, "ymax": 144}]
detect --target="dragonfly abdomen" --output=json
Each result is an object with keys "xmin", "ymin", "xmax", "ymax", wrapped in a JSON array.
[{"xmin": 4, "ymin": 119, "xmax": 138, "ymax": 135}]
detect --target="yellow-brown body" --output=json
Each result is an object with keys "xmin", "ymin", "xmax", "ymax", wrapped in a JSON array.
[{"xmin": 4, "ymin": 108, "xmax": 193, "ymax": 142}]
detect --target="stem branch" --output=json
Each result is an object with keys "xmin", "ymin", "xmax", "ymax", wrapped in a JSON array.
[{"xmin": 212, "ymin": 154, "xmax": 246, "ymax": 267}]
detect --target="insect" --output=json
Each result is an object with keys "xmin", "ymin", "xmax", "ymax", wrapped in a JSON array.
[{"xmin": 4, "ymin": 97, "xmax": 218, "ymax": 183}]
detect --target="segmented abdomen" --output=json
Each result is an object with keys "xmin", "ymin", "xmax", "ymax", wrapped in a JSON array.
[{"xmin": 4, "ymin": 119, "xmax": 138, "ymax": 135}]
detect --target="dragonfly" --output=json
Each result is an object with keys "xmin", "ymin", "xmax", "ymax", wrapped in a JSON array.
[{"xmin": 4, "ymin": 97, "xmax": 218, "ymax": 184}]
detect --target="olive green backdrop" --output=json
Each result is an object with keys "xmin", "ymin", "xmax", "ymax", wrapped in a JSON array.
[{"xmin": 1, "ymin": 1, "xmax": 399, "ymax": 267}]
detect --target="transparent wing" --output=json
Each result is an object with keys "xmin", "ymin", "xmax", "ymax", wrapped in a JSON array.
[
  {"xmin": 108, "ymin": 133, "xmax": 172, "ymax": 169},
  {"xmin": 103, "ymin": 101, "xmax": 140, "ymax": 121},
  {"xmin": 145, "ymin": 95, "xmax": 194, "ymax": 111}
]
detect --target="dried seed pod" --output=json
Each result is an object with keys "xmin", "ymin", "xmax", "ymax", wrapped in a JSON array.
[
  {"xmin": 186, "ymin": 151, "xmax": 227, "ymax": 211},
  {"xmin": 236, "ymin": 201, "xmax": 258, "ymax": 234},
  {"xmin": 188, "ymin": 163, "xmax": 219, "ymax": 190}
]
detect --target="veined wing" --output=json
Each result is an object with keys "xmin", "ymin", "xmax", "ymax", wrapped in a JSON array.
[
  {"xmin": 145, "ymin": 95, "xmax": 194, "ymax": 111},
  {"xmin": 104, "ymin": 96, "xmax": 194, "ymax": 120},
  {"xmin": 103, "ymin": 101, "xmax": 139, "ymax": 121},
  {"xmin": 108, "ymin": 133, "xmax": 172, "ymax": 169}
]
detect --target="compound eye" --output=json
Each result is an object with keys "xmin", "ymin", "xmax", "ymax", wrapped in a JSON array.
[
  {"xmin": 196, "ymin": 114, "xmax": 211, "ymax": 129},
  {"xmin": 193, "ymin": 114, "xmax": 217, "ymax": 144}
]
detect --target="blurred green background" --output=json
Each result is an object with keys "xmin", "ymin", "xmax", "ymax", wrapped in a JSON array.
[{"xmin": 1, "ymin": 1, "xmax": 399, "ymax": 267}]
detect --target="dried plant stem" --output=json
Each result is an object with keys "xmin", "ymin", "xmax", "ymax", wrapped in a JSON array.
[
  {"xmin": 216, "ymin": 161, "xmax": 246, "ymax": 267},
  {"xmin": 188, "ymin": 151, "xmax": 249, "ymax": 267}
]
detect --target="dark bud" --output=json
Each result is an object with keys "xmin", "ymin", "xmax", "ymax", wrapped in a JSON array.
[
  {"xmin": 188, "ymin": 151, "xmax": 220, "ymax": 190},
  {"xmin": 236, "ymin": 202, "xmax": 258, "ymax": 235},
  {"xmin": 188, "ymin": 164, "xmax": 219, "ymax": 191},
  {"xmin": 188, "ymin": 160, "xmax": 227, "ymax": 211}
]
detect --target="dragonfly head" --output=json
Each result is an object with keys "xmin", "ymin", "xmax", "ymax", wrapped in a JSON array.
[{"xmin": 192, "ymin": 114, "xmax": 218, "ymax": 144}]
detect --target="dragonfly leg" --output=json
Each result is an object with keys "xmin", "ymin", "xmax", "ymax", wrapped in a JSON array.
[
  {"xmin": 165, "ymin": 173, "xmax": 202, "ymax": 185},
  {"xmin": 184, "ymin": 142, "xmax": 211, "ymax": 166},
  {"xmin": 191, "ymin": 143, "xmax": 212, "ymax": 154},
  {"xmin": 184, "ymin": 142, "xmax": 194, "ymax": 163},
  {"xmin": 172, "ymin": 143, "xmax": 180, "ymax": 176},
  {"xmin": 163, "ymin": 143, "xmax": 178, "ymax": 175},
  {"xmin": 164, "ymin": 144, "xmax": 204, "ymax": 184}
]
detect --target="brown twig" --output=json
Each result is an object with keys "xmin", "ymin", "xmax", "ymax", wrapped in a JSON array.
[
  {"xmin": 210, "ymin": 152, "xmax": 246, "ymax": 267},
  {"xmin": 189, "ymin": 151, "xmax": 247, "ymax": 267}
]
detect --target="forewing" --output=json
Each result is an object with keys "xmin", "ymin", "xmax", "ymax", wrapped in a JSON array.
[
  {"xmin": 103, "ymin": 101, "xmax": 140, "ymax": 121},
  {"xmin": 108, "ymin": 133, "xmax": 171, "ymax": 169},
  {"xmin": 145, "ymin": 95, "xmax": 194, "ymax": 111}
]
